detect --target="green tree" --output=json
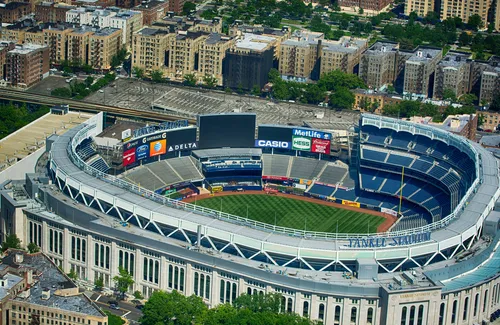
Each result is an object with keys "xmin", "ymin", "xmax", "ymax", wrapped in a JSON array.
[
  {"xmin": 67, "ymin": 269, "xmax": 78, "ymax": 280},
  {"xmin": 110, "ymin": 55, "xmax": 121, "ymax": 69},
  {"xmin": 104, "ymin": 312, "xmax": 124, "ymax": 325},
  {"xmin": 458, "ymin": 32, "xmax": 472, "ymax": 47},
  {"xmin": 272, "ymin": 82, "xmax": 290, "ymax": 100},
  {"xmin": 51, "ymin": 87, "xmax": 72, "ymax": 98},
  {"xmin": 84, "ymin": 76, "xmax": 94, "ymax": 87},
  {"xmin": 1, "ymin": 234, "xmax": 21, "ymax": 252},
  {"xmin": 132, "ymin": 66, "xmax": 145, "ymax": 79},
  {"xmin": 151, "ymin": 69, "xmax": 164, "ymax": 83},
  {"xmin": 140, "ymin": 291, "xmax": 207, "ymax": 325},
  {"xmin": 442, "ymin": 88, "xmax": 457, "ymax": 102},
  {"xmin": 27, "ymin": 242, "xmax": 39, "ymax": 254},
  {"xmin": 459, "ymin": 93, "xmax": 478, "ymax": 105},
  {"xmin": 330, "ymin": 87, "xmax": 354, "ymax": 110},
  {"xmin": 183, "ymin": 73, "xmax": 197, "ymax": 86},
  {"xmin": 233, "ymin": 293, "xmax": 282, "ymax": 313},
  {"xmin": 318, "ymin": 70, "xmax": 366, "ymax": 91},
  {"xmin": 467, "ymin": 14, "xmax": 484, "ymax": 31},
  {"xmin": 268, "ymin": 68, "xmax": 280, "ymax": 83},
  {"xmin": 224, "ymin": 87, "xmax": 232, "ymax": 94},
  {"xmin": 489, "ymin": 94, "xmax": 500, "ymax": 111},
  {"xmin": 113, "ymin": 266, "xmax": 134, "ymax": 300},
  {"xmin": 94, "ymin": 277, "xmax": 104, "ymax": 291},
  {"xmin": 487, "ymin": 22, "xmax": 495, "ymax": 33},
  {"xmin": 304, "ymin": 84, "xmax": 325, "ymax": 104},
  {"xmin": 202, "ymin": 74, "xmax": 218, "ymax": 88},
  {"xmin": 133, "ymin": 290, "xmax": 144, "ymax": 300},
  {"xmin": 387, "ymin": 84, "xmax": 396, "ymax": 93},
  {"xmin": 182, "ymin": 1, "xmax": 196, "ymax": 15},
  {"xmin": 358, "ymin": 7, "xmax": 364, "ymax": 14},
  {"xmin": 251, "ymin": 84, "xmax": 262, "ymax": 96}
]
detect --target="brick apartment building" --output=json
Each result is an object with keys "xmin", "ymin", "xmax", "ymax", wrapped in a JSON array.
[
  {"xmin": 0, "ymin": 2, "xmax": 32, "ymax": 23},
  {"xmin": 35, "ymin": 2, "xmax": 75, "ymax": 23},
  {"xmin": 338, "ymin": 0, "xmax": 392, "ymax": 11},
  {"xmin": 133, "ymin": 0, "xmax": 169, "ymax": 25},
  {"xmin": 0, "ymin": 41, "xmax": 16, "ymax": 80},
  {"xmin": 6, "ymin": 44, "xmax": 49, "ymax": 87}
]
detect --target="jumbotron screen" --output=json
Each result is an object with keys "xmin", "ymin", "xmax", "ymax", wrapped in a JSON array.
[
  {"xmin": 257, "ymin": 125, "xmax": 294, "ymax": 142},
  {"xmin": 198, "ymin": 114, "xmax": 256, "ymax": 149}
]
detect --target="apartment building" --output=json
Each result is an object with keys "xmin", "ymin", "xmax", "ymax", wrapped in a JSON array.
[
  {"xmin": 433, "ymin": 51, "xmax": 474, "ymax": 100},
  {"xmin": 0, "ymin": 2, "xmax": 32, "ymax": 23},
  {"xmin": 89, "ymin": 27, "xmax": 121, "ymax": 70},
  {"xmin": 67, "ymin": 26, "xmax": 93, "ymax": 66},
  {"xmin": 42, "ymin": 25, "xmax": 73, "ymax": 64},
  {"xmin": 477, "ymin": 56, "xmax": 500, "ymax": 104},
  {"xmin": 440, "ymin": 0, "xmax": 490, "ymax": 30},
  {"xmin": 403, "ymin": 47, "xmax": 442, "ymax": 97},
  {"xmin": 1, "ymin": 22, "xmax": 33, "ymax": 44},
  {"xmin": 189, "ymin": 17, "xmax": 222, "ymax": 34},
  {"xmin": 409, "ymin": 114, "xmax": 477, "ymax": 140},
  {"xmin": 0, "ymin": 41, "xmax": 16, "ymax": 80},
  {"xmin": 35, "ymin": 2, "xmax": 75, "ymax": 23},
  {"xmin": 279, "ymin": 31, "xmax": 323, "ymax": 80},
  {"xmin": 6, "ymin": 44, "xmax": 49, "ymax": 87},
  {"xmin": 132, "ymin": 27, "xmax": 173, "ymax": 74},
  {"xmin": 352, "ymin": 89, "xmax": 402, "ymax": 113},
  {"xmin": 359, "ymin": 41, "xmax": 403, "ymax": 89},
  {"xmin": 24, "ymin": 25, "xmax": 46, "ymax": 45},
  {"xmin": 66, "ymin": 7, "xmax": 143, "ymax": 49},
  {"xmin": 404, "ymin": 0, "xmax": 434, "ymax": 17},
  {"xmin": 338, "ymin": 0, "xmax": 392, "ymax": 11},
  {"xmin": 223, "ymin": 33, "xmax": 275, "ymax": 90},
  {"xmin": 229, "ymin": 24, "xmax": 290, "ymax": 61},
  {"xmin": 134, "ymin": 0, "xmax": 169, "ymax": 25},
  {"xmin": 168, "ymin": 0, "xmax": 184, "ymax": 14},
  {"xmin": 198, "ymin": 33, "xmax": 233, "ymax": 86},
  {"xmin": 0, "ymin": 250, "xmax": 107, "ymax": 325},
  {"xmin": 319, "ymin": 37, "xmax": 367, "ymax": 75},
  {"xmin": 165, "ymin": 31, "xmax": 207, "ymax": 80},
  {"xmin": 478, "ymin": 110, "xmax": 500, "ymax": 131}
]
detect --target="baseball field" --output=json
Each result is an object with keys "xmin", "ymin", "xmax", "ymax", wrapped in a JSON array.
[{"xmin": 192, "ymin": 194, "xmax": 386, "ymax": 233}]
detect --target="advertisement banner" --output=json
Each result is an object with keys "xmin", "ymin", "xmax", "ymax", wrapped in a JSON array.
[
  {"xmin": 293, "ymin": 128, "xmax": 331, "ymax": 140},
  {"xmin": 123, "ymin": 148, "xmax": 136, "ymax": 167},
  {"xmin": 255, "ymin": 139, "xmax": 291, "ymax": 149},
  {"xmin": 381, "ymin": 207, "xmax": 398, "ymax": 216},
  {"xmin": 136, "ymin": 144, "xmax": 149, "ymax": 160},
  {"xmin": 262, "ymin": 175, "xmax": 290, "ymax": 181},
  {"xmin": 311, "ymin": 138, "xmax": 331, "ymax": 154},
  {"xmin": 121, "ymin": 129, "xmax": 132, "ymax": 140},
  {"xmin": 168, "ymin": 142, "xmax": 198, "ymax": 152},
  {"xmin": 150, "ymin": 139, "xmax": 167, "ymax": 157},
  {"xmin": 292, "ymin": 136, "xmax": 311, "ymax": 151},
  {"xmin": 342, "ymin": 200, "xmax": 360, "ymax": 208}
]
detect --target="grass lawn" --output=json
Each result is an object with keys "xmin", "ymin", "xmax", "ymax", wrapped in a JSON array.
[{"xmin": 194, "ymin": 194, "xmax": 384, "ymax": 233}]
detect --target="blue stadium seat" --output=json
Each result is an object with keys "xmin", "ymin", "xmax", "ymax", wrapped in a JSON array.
[{"xmin": 309, "ymin": 184, "xmax": 335, "ymax": 197}]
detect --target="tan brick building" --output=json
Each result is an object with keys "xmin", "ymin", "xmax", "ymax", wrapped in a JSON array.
[
  {"xmin": 6, "ymin": 44, "xmax": 49, "ymax": 87},
  {"xmin": 132, "ymin": 27, "xmax": 173, "ymax": 74},
  {"xmin": 352, "ymin": 89, "xmax": 402, "ymax": 113},
  {"xmin": 338, "ymin": 0, "xmax": 392, "ymax": 11},
  {"xmin": 478, "ymin": 110, "xmax": 500, "ymax": 131},
  {"xmin": 279, "ymin": 31, "xmax": 323, "ymax": 80},
  {"xmin": 166, "ymin": 31, "xmax": 207, "ymax": 80},
  {"xmin": 0, "ymin": 250, "xmax": 107, "ymax": 325},
  {"xmin": 0, "ymin": 2, "xmax": 32, "ymax": 23},
  {"xmin": 42, "ymin": 25, "xmax": 74, "ymax": 64},
  {"xmin": 404, "ymin": 0, "xmax": 434, "ymax": 17},
  {"xmin": 476, "ymin": 56, "xmax": 500, "ymax": 104},
  {"xmin": 433, "ymin": 51, "xmax": 474, "ymax": 100},
  {"xmin": 319, "ymin": 38, "xmax": 367, "ymax": 75},
  {"xmin": 89, "ymin": 27, "xmax": 122, "ymax": 70},
  {"xmin": 403, "ymin": 47, "xmax": 442, "ymax": 97},
  {"xmin": 67, "ymin": 27, "xmax": 93, "ymax": 66},
  {"xmin": 198, "ymin": 33, "xmax": 234, "ymax": 86}
]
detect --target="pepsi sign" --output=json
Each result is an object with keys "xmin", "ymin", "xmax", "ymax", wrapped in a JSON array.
[
  {"xmin": 255, "ymin": 140, "xmax": 291, "ymax": 149},
  {"xmin": 293, "ymin": 128, "xmax": 331, "ymax": 140}
]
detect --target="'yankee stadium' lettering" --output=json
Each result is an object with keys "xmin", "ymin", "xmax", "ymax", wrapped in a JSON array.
[
  {"xmin": 293, "ymin": 128, "xmax": 331, "ymax": 140},
  {"xmin": 346, "ymin": 232, "xmax": 431, "ymax": 248}
]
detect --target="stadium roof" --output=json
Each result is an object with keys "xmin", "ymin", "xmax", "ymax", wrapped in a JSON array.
[{"xmin": 192, "ymin": 148, "xmax": 262, "ymax": 159}]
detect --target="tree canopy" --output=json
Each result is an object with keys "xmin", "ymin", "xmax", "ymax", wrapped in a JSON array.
[
  {"xmin": 1, "ymin": 234, "xmax": 21, "ymax": 252},
  {"xmin": 0, "ymin": 104, "xmax": 49, "ymax": 140},
  {"xmin": 113, "ymin": 267, "xmax": 134, "ymax": 299}
]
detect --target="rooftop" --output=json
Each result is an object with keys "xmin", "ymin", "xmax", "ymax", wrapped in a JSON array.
[
  {"xmin": 234, "ymin": 33, "xmax": 275, "ymax": 51},
  {"xmin": 0, "ymin": 273, "xmax": 23, "ymax": 300},
  {"xmin": 282, "ymin": 30, "xmax": 324, "ymax": 47},
  {"xmin": 134, "ymin": 0, "xmax": 165, "ymax": 9},
  {"xmin": 2, "ymin": 251, "xmax": 105, "ymax": 317},
  {"xmin": 205, "ymin": 33, "xmax": 231, "ymax": 45},
  {"xmin": 365, "ymin": 41, "xmax": 398, "ymax": 55},
  {"xmin": 408, "ymin": 114, "xmax": 475, "ymax": 133},
  {"xmin": 406, "ymin": 47, "xmax": 441, "ymax": 63},
  {"xmin": 322, "ymin": 38, "xmax": 366, "ymax": 53},
  {"xmin": 93, "ymin": 27, "xmax": 120, "ymax": 36},
  {"xmin": 137, "ymin": 27, "xmax": 169, "ymax": 36},
  {"xmin": 438, "ymin": 51, "xmax": 472, "ymax": 68},
  {"xmin": 8, "ymin": 44, "xmax": 47, "ymax": 55}
]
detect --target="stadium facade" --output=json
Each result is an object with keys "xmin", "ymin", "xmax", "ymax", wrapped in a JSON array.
[{"xmin": 1, "ymin": 112, "xmax": 500, "ymax": 325}]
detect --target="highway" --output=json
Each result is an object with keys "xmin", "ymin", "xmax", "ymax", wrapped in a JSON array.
[{"xmin": 0, "ymin": 88, "xmax": 196, "ymax": 123}]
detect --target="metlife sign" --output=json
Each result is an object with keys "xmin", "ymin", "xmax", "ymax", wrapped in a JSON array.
[
  {"xmin": 292, "ymin": 136, "xmax": 311, "ymax": 151},
  {"xmin": 255, "ymin": 140, "xmax": 291, "ymax": 149},
  {"xmin": 293, "ymin": 128, "xmax": 331, "ymax": 140}
]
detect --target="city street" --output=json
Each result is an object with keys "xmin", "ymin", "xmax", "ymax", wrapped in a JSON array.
[{"xmin": 89, "ymin": 293, "xmax": 142, "ymax": 324}]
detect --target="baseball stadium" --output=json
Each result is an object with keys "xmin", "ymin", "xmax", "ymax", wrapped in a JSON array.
[{"xmin": 2, "ymin": 111, "xmax": 500, "ymax": 325}]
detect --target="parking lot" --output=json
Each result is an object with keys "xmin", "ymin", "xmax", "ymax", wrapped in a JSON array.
[{"xmin": 86, "ymin": 78, "xmax": 360, "ymax": 128}]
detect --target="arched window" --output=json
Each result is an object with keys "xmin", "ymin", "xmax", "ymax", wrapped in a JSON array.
[
  {"xmin": 154, "ymin": 261, "xmax": 159, "ymax": 284},
  {"xmin": 401, "ymin": 306, "xmax": 407, "ymax": 325},
  {"xmin": 173, "ymin": 266, "xmax": 179, "ymax": 290},
  {"xmin": 231, "ymin": 282, "xmax": 237, "ymax": 302},
  {"xmin": 219, "ymin": 280, "xmax": 225, "ymax": 303},
  {"xmin": 81, "ymin": 239, "xmax": 86, "ymax": 262},
  {"xmin": 417, "ymin": 305, "xmax": 423, "ymax": 325},
  {"xmin": 474, "ymin": 293, "xmax": 479, "ymax": 317},
  {"xmin": 200, "ymin": 274, "xmax": 205, "ymax": 297},
  {"xmin": 105, "ymin": 246, "xmax": 110, "ymax": 269},
  {"xmin": 129, "ymin": 254, "xmax": 135, "ymax": 275},
  {"xmin": 280, "ymin": 296, "xmax": 286, "ymax": 313},
  {"xmin": 409, "ymin": 306, "xmax": 415, "ymax": 325},
  {"xmin": 101, "ymin": 245, "xmax": 105, "ymax": 267},
  {"xmin": 94, "ymin": 243, "xmax": 99, "ymax": 266},
  {"xmin": 205, "ymin": 276, "xmax": 211, "ymax": 299},
  {"xmin": 367, "ymin": 307, "xmax": 373, "ymax": 324},
  {"xmin": 143, "ymin": 258, "xmax": 148, "ymax": 281},
  {"xmin": 350, "ymin": 307, "xmax": 357, "ymax": 324},
  {"xmin": 179, "ymin": 268, "xmax": 185, "ymax": 292},
  {"xmin": 451, "ymin": 300, "xmax": 457, "ymax": 324},
  {"xmin": 287, "ymin": 298, "xmax": 293, "ymax": 313},
  {"xmin": 168, "ymin": 265, "xmax": 173, "ymax": 288},
  {"xmin": 483, "ymin": 290, "xmax": 488, "ymax": 313},
  {"xmin": 303, "ymin": 301, "xmax": 309, "ymax": 318},
  {"xmin": 247, "ymin": 287, "xmax": 252, "ymax": 295},
  {"xmin": 439, "ymin": 303, "xmax": 445, "ymax": 325},
  {"xmin": 194, "ymin": 272, "xmax": 199, "ymax": 295},
  {"xmin": 334, "ymin": 306, "xmax": 341, "ymax": 323},
  {"xmin": 463, "ymin": 297, "xmax": 469, "ymax": 321},
  {"xmin": 148, "ymin": 259, "xmax": 153, "ymax": 282},
  {"xmin": 225, "ymin": 281, "xmax": 230, "ymax": 303},
  {"xmin": 318, "ymin": 303, "xmax": 325, "ymax": 320}
]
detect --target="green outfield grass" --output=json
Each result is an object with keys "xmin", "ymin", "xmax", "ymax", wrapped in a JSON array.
[{"xmin": 194, "ymin": 194, "xmax": 385, "ymax": 233}]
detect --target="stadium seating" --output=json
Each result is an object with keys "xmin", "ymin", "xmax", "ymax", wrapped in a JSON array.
[
  {"xmin": 289, "ymin": 157, "xmax": 326, "ymax": 180},
  {"xmin": 262, "ymin": 154, "xmax": 290, "ymax": 177},
  {"xmin": 76, "ymin": 138, "xmax": 97, "ymax": 161},
  {"xmin": 308, "ymin": 184, "xmax": 335, "ymax": 197},
  {"xmin": 318, "ymin": 165, "xmax": 349, "ymax": 186},
  {"xmin": 89, "ymin": 157, "xmax": 109, "ymax": 173},
  {"xmin": 147, "ymin": 161, "xmax": 182, "ymax": 185}
]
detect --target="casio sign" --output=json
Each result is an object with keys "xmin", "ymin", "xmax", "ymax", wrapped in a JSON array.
[{"xmin": 255, "ymin": 140, "xmax": 290, "ymax": 148}]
